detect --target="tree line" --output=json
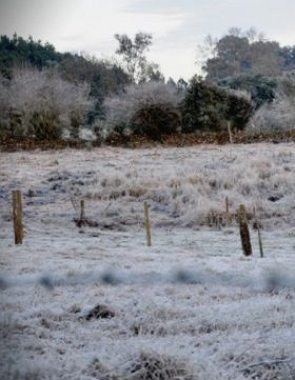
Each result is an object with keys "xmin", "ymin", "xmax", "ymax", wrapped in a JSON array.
[{"xmin": 0, "ymin": 29, "xmax": 295, "ymax": 141}]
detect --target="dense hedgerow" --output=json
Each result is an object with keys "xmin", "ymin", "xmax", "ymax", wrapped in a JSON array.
[{"xmin": 103, "ymin": 78, "xmax": 253, "ymax": 139}]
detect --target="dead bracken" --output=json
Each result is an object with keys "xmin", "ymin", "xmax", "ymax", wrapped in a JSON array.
[{"xmin": 84, "ymin": 304, "xmax": 116, "ymax": 321}]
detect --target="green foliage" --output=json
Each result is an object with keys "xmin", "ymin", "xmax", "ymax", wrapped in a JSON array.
[
  {"xmin": 218, "ymin": 75, "xmax": 277, "ymax": 109},
  {"xmin": 0, "ymin": 34, "xmax": 61, "ymax": 78},
  {"xmin": 131, "ymin": 104, "xmax": 181, "ymax": 141},
  {"xmin": 29, "ymin": 110, "xmax": 62, "ymax": 140},
  {"xmin": 181, "ymin": 77, "xmax": 226, "ymax": 132},
  {"xmin": 181, "ymin": 76, "xmax": 253, "ymax": 132},
  {"xmin": 225, "ymin": 93, "xmax": 253, "ymax": 129}
]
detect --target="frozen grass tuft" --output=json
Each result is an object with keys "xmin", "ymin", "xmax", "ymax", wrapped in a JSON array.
[
  {"xmin": 240, "ymin": 357, "xmax": 295, "ymax": 380},
  {"xmin": 85, "ymin": 352, "xmax": 195, "ymax": 380},
  {"xmin": 120, "ymin": 351, "xmax": 194, "ymax": 380}
]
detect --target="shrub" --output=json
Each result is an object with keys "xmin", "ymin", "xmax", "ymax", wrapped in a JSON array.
[
  {"xmin": 225, "ymin": 92, "xmax": 254, "ymax": 130},
  {"xmin": 0, "ymin": 68, "xmax": 94, "ymax": 140},
  {"xmin": 218, "ymin": 75, "xmax": 277, "ymax": 109},
  {"xmin": 247, "ymin": 75, "xmax": 295, "ymax": 133},
  {"xmin": 181, "ymin": 76, "xmax": 253, "ymax": 132},
  {"xmin": 130, "ymin": 104, "xmax": 181, "ymax": 140},
  {"xmin": 247, "ymin": 96, "xmax": 295, "ymax": 133},
  {"xmin": 28, "ymin": 110, "xmax": 62, "ymax": 140},
  {"xmin": 122, "ymin": 352, "xmax": 194, "ymax": 380},
  {"xmin": 181, "ymin": 77, "xmax": 226, "ymax": 133},
  {"xmin": 103, "ymin": 81, "xmax": 183, "ymax": 140}
]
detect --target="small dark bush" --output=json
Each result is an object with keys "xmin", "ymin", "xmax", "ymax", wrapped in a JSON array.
[
  {"xmin": 226, "ymin": 93, "xmax": 253, "ymax": 130},
  {"xmin": 181, "ymin": 77, "xmax": 226, "ymax": 132},
  {"xmin": 3, "ymin": 110, "xmax": 25, "ymax": 138},
  {"xmin": 103, "ymin": 82, "xmax": 183, "ymax": 139},
  {"xmin": 29, "ymin": 110, "xmax": 62, "ymax": 140},
  {"xmin": 131, "ymin": 104, "xmax": 181, "ymax": 140}
]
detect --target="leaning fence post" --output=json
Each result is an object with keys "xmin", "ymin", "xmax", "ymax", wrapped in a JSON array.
[
  {"xmin": 238, "ymin": 204, "xmax": 252, "ymax": 256},
  {"xmin": 144, "ymin": 201, "xmax": 152, "ymax": 247},
  {"xmin": 12, "ymin": 190, "xmax": 23, "ymax": 245},
  {"xmin": 253, "ymin": 207, "xmax": 264, "ymax": 258}
]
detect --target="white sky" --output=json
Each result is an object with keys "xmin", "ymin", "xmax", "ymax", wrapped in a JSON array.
[{"xmin": 0, "ymin": 0, "xmax": 295, "ymax": 80}]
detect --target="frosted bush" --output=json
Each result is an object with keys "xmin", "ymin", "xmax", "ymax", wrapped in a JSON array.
[
  {"xmin": 103, "ymin": 81, "xmax": 183, "ymax": 139},
  {"xmin": 247, "ymin": 96, "xmax": 295, "ymax": 133},
  {"xmin": 247, "ymin": 76, "xmax": 295, "ymax": 133},
  {"xmin": 0, "ymin": 68, "xmax": 94, "ymax": 139},
  {"xmin": 227, "ymin": 88, "xmax": 252, "ymax": 102}
]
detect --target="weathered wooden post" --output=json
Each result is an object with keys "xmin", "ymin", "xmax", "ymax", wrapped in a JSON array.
[
  {"xmin": 257, "ymin": 224, "xmax": 264, "ymax": 258},
  {"xmin": 80, "ymin": 199, "xmax": 85, "ymax": 222},
  {"xmin": 227, "ymin": 121, "xmax": 234, "ymax": 144},
  {"xmin": 225, "ymin": 196, "xmax": 231, "ymax": 225},
  {"xmin": 144, "ymin": 201, "xmax": 152, "ymax": 247},
  {"xmin": 238, "ymin": 204, "xmax": 252, "ymax": 256},
  {"xmin": 12, "ymin": 190, "xmax": 23, "ymax": 245}
]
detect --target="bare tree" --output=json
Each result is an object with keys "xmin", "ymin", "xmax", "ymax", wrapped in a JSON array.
[
  {"xmin": 201, "ymin": 28, "xmax": 282, "ymax": 80},
  {"xmin": 114, "ymin": 32, "xmax": 163, "ymax": 84},
  {"xmin": 250, "ymin": 41, "xmax": 282, "ymax": 76}
]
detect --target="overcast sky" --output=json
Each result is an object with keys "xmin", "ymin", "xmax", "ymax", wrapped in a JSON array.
[{"xmin": 1, "ymin": 0, "xmax": 295, "ymax": 80}]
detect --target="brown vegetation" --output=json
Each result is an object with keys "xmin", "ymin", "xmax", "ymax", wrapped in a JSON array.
[{"xmin": 1, "ymin": 129, "xmax": 294, "ymax": 151}]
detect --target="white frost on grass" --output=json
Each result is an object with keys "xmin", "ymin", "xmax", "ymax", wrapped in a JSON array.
[{"xmin": 0, "ymin": 143, "xmax": 295, "ymax": 379}]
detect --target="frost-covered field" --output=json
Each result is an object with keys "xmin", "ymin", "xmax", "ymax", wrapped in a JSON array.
[{"xmin": 0, "ymin": 143, "xmax": 295, "ymax": 380}]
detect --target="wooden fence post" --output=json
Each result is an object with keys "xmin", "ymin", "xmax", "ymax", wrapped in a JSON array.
[
  {"xmin": 12, "ymin": 190, "xmax": 23, "ymax": 245},
  {"xmin": 225, "ymin": 196, "xmax": 231, "ymax": 225},
  {"xmin": 238, "ymin": 204, "xmax": 252, "ymax": 256},
  {"xmin": 80, "ymin": 199, "xmax": 85, "ymax": 222},
  {"xmin": 257, "ymin": 224, "xmax": 264, "ymax": 258},
  {"xmin": 227, "ymin": 121, "xmax": 234, "ymax": 144},
  {"xmin": 144, "ymin": 201, "xmax": 152, "ymax": 247}
]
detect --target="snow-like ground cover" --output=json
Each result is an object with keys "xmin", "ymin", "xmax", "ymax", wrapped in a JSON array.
[{"xmin": 0, "ymin": 143, "xmax": 295, "ymax": 379}]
